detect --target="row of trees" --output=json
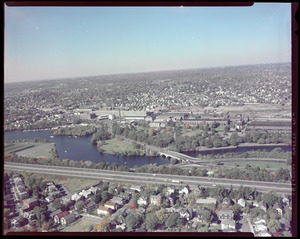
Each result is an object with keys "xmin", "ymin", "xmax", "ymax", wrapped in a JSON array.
[
  {"xmin": 5, "ymin": 151, "xmax": 290, "ymax": 183},
  {"xmin": 213, "ymin": 164, "xmax": 291, "ymax": 182},
  {"xmin": 52, "ymin": 126, "xmax": 97, "ymax": 137},
  {"xmin": 198, "ymin": 147, "xmax": 291, "ymax": 161}
]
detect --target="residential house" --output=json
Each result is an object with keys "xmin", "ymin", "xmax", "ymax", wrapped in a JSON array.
[
  {"xmin": 135, "ymin": 228, "xmax": 147, "ymax": 232},
  {"xmin": 60, "ymin": 195, "xmax": 72, "ymax": 205},
  {"xmin": 196, "ymin": 198, "xmax": 217, "ymax": 205},
  {"xmin": 22, "ymin": 198, "xmax": 39, "ymax": 213},
  {"xmin": 238, "ymin": 198, "xmax": 246, "ymax": 208},
  {"xmin": 80, "ymin": 189, "xmax": 93, "ymax": 199},
  {"xmin": 71, "ymin": 193, "xmax": 83, "ymax": 202},
  {"xmin": 45, "ymin": 196, "xmax": 54, "ymax": 203},
  {"xmin": 74, "ymin": 200, "xmax": 88, "ymax": 211},
  {"xmin": 253, "ymin": 218, "xmax": 266, "ymax": 226},
  {"xmin": 179, "ymin": 208, "xmax": 193, "ymax": 221},
  {"xmin": 46, "ymin": 182, "xmax": 58, "ymax": 192},
  {"xmin": 104, "ymin": 201, "xmax": 117, "ymax": 210},
  {"xmin": 23, "ymin": 212, "xmax": 36, "ymax": 221},
  {"xmin": 221, "ymin": 197, "xmax": 232, "ymax": 208},
  {"xmin": 49, "ymin": 190, "xmax": 61, "ymax": 200},
  {"xmin": 254, "ymin": 223, "xmax": 268, "ymax": 233},
  {"xmin": 118, "ymin": 192, "xmax": 131, "ymax": 202},
  {"xmin": 217, "ymin": 209, "xmax": 234, "ymax": 220},
  {"xmin": 89, "ymin": 186, "xmax": 100, "ymax": 195},
  {"xmin": 273, "ymin": 202, "xmax": 283, "ymax": 216},
  {"xmin": 19, "ymin": 190, "xmax": 29, "ymax": 200},
  {"xmin": 110, "ymin": 196, "xmax": 125, "ymax": 206},
  {"xmin": 97, "ymin": 206, "xmax": 112, "ymax": 215},
  {"xmin": 130, "ymin": 185, "xmax": 143, "ymax": 192},
  {"xmin": 178, "ymin": 194, "xmax": 187, "ymax": 206},
  {"xmin": 179, "ymin": 185, "xmax": 191, "ymax": 195},
  {"xmin": 254, "ymin": 201, "xmax": 267, "ymax": 212},
  {"xmin": 54, "ymin": 211, "xmax": 69, "ymax": 224},
  {"xmin": 194, "ymin": 209, "xmax": 207, "ymax": 223},
  {"xmin": 253, "ymin": 218, "xmax": 268, "ymax": 233},
  {"xmin": 165, "ymin": 186, "xmax": 176, "ymax": 197},
  {"xmin": 11, "ymin": 217, "xmax": 21, "ymax": 227},
  {"xmin": 137, "ymin": 196, "xmax": 148, "ymax": 206},
  {"xmin": 167, "ymin": 197, "xmax": 175, "ymax": 207},
  {"xmin": 49, "ymin": 209, "xmax": 62, "ymax": 220},
  {"xmin": 240, "ymin": 217, "xmax": 253, "ymax": 233},
  {"xmin": 282, "ymin": 196, "xmax": 290, "ymax": 206},
  {"xmin": 150, "ymin": 194, "xmax": 162, "ymax": 206},
  {"xmin": 61, "ymin": 213, "xmax": 76, "ymax": 226},
  {"xmin": 221, "ymin": 219, "xmax": 236, "ymax": 230},
  {"xmin": 116, "ymin": 223, "xmax": 126, "ymax": 231},
  {"xmin": 257, "ymin": 231, "xmax": 272, "ymax": 237},
  {"xmin": 83, "ymin": 201, "xmax": 97, "ymax": 213}
]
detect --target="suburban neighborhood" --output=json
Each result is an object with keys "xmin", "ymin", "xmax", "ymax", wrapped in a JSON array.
[{"xmin": 4, "ymin": 171, "xmax": 292, "ymax": 235}]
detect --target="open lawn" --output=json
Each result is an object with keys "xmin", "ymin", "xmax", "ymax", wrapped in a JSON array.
[
  {"xmin": 42, "ymin": 176, "xmax": 100, "ymax": 193},
  {"xmin": 4, "ymin": 142, "xmax": 55, "ymax": 159},
  {"xmin": 64, "ymin": 219, "xmax": 98, "ymax": 232},
  {"xmin": 223, "ymin": 161, "xmax": 290, "ymax": 170},
  {"xmin": 100, "ymin": 138, "xmax": 142, "ymax": 155}
]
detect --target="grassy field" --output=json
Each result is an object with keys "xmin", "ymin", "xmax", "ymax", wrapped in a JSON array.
[
  {"xmin": 100, "ymin": 138, "xmax": 141, "ymax": 155},
  {"xmin": 181, "ymin": 128, "xmax": 202, "ymax": 137},
  {"xmin": 4, "ymin": 142, "xmax": 55, "ymax": 159},
  {"xmin": 41, "ymin": 175, "xmax": 100, "ymax": 193},
  {"xmin": 223, "ymin": 161, "xmax": 290, "ymax": 170},
  {"xmin": 64, "ymin": 219, "xmax": 98, "ymax": 232}
]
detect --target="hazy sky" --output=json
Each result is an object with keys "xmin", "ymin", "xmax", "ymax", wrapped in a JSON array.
[{"xmin": 4, "ymin": 3, "xmax": 291, "ymax": 83}]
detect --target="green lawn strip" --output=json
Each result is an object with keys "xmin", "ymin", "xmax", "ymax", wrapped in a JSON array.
[{"xmin": 223, "ymin": 160, "xmax": 290, "ymax": 170}]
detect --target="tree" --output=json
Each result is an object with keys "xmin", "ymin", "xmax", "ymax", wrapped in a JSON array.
[
  {"xmin": 125, "ymin": 213, "xmax": 142, "ymax": 231},
  {"xmin": 165, "ymin": 213, "xmax": 182, "ymax": 229},
  {"xmin": 96, "ymin": 215, "xmax": 111, "ymax": 232},
  {"xmin": 202, "ymin": 210, "xmax": 213, "ymax": 224},
  {"xmin": 155, "ymin": 208, "xmax": 169, "ymax": 224},
  {"xmin": 263, "ymin": 191, "xmax": 279, "ymax": 208},
  {"xmin": 52, "ymin": 198, "xmax": 64, "ymax": 210},
  {"xmin": 75, "ymin": 200, "xmax": 84, "ymax": 212},
  {"xmin": 268, "ymin": 219, "xmax": 282, "ymax": 234},
  {"xmin": 145, "ymin": 212, "xmax": 159, "ymax": 231}
]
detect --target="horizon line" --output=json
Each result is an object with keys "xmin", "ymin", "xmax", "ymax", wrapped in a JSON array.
[{"xmin": 4, "ymin": 61, "xmax": 291, "ymax": 84}]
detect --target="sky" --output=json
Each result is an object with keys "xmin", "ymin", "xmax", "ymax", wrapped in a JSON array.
[{"xmin": 4, "ymin": 3, "xmax": 291, "ymax": 83}]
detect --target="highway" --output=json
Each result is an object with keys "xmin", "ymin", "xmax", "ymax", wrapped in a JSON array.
[{"xmin": 4, "ymin": 162, "xmax": 292, "ymax": 195}]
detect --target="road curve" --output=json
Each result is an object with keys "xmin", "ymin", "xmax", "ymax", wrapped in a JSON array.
[{"xmin": 4, "ymin": 162, "xmax": 292, "ymax": 195}]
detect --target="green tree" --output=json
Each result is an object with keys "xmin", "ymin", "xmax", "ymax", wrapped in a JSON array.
[
  {"xmin": 145, "ymin": 212, "xmax": 159, "ymax": 231},
  {"xmin": 263, "ymin": 191, "xmax": 279, "ymax": 208},
  {"xmin": 202, "ymin": 210, "xmax": 213, "ymax": 224},
  {"xmin": 75, "ymin": 200, "xmax": 84, "ymax": 212},
  {"xmin": 165, "ymin": 213, "xmax": 182, "ymax": 229},
  {"xmin": 267, "ymin": 219, "xmax": 282, "ymax": 234},
  {"xmin": 125, "ymin": 213, "xmax": 142, "ymax": 231}
]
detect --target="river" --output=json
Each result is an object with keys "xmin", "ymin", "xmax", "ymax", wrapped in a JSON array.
[
  {"xmin": 4, "ymin": 130, "xmax": 169, "ymax": 168},
  {"xmin": 4, "ymin": 130, "xmax": 291, "ymax": 167}
]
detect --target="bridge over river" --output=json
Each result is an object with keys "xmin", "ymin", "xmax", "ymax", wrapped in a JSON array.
[{"xmin": 158, "ymin": 149, "xmax": 287, "ymax": 166}]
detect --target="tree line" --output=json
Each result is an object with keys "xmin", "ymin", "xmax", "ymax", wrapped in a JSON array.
[{"xmin": 4, "ymin": 153, "xmax": 290, "ymax": 183}]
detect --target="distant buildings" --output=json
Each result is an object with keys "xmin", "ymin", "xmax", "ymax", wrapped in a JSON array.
[{"xmin": 246, "ymin": 120, "xmax": 291, "ymax": 134}]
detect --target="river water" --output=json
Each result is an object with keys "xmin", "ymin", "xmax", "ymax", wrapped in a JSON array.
[
  {"xmin": 4, "ymin": 130, "xmax": 169, "ymax": 168},
  {"xmin": 4, "ymin": 130, "xmax": 291, "ymax": 167}
]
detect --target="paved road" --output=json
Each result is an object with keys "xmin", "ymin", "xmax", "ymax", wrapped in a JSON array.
[{"xmin": 4, "ymin": 162, "xmax": 292, "ymax": 195}]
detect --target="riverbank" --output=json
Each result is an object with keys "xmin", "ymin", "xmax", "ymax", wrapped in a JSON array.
[{"xmin": 195, "ymin": 143, "xmax": 290, "ymax": 152}]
